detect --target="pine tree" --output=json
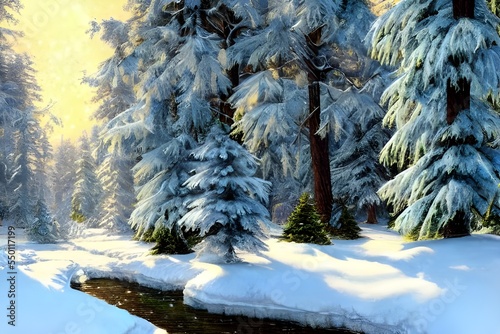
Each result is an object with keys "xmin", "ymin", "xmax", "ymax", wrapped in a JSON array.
[
  {"xmin": 97, "ymin": 151, "xmax": 135, "ymax": 232},
  {"xmin": 329, "ymin": 201, "xmax": 362, "ymax": 240},
  {"xmin": 228, "ymin": 0, "xmax": 383, "ymax": 224},
  {"xmin": 28, "ymin": 199, "xmax": 58, "ymax": 243},
  {"xmin": 9, "ymin": 106, "xmax": 51, "ymax": 228},
  {"xmin": 93, "ymin": 1, "xmax": 248, "ymax": 248},
  {"xmin": 282, "ymin": 193, "xmax": 331, "ymax": 245},
  {"xmin": 227, "ymin": 1, "xmax": 323, "ymax": 221},
  {"xmin": 71, "ymin": 134, "xmax": 103, "ymax": 224},
  {"xmin": 229, "ymin": 71, "xmax": 311, "ymax": 219},
  {"xmin": 324, "ymin": 76, "xmax": 392, "ymax": 224},
  {"xmin": 129, "ymin": 134, "xmax": 196, "ymax": 242},
  {"xmin": 51, "ymin": 139, "xmax": 79, "ymax": 224},
  {"xmin": 369, "ymin": 0, "xmax": 500, "ymax": 239},
  {"xmin": 179, "ymin": 126, "xmax": 272, "ymax": 263},
  {"xmin": 0, "ymin": 2, "xmax": 58, "ymax": 237}
]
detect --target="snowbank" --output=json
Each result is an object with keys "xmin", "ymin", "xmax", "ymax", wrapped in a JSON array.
[
  {"xmin": 1, "ymin": 224, "xmax": 500, "ymax": 334},
  {"xmin": 0, "ymin": 226, "xmax": 165, "ymax": 334}
]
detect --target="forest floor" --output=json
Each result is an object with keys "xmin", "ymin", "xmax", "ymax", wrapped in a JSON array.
[{"xmin": 0, "ymin": 223, "xmax": 499, "ymax": 334}]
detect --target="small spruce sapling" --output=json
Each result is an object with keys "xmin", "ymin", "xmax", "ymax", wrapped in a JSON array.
[
  {"xmin": 150, "ymin": 225, "xmax": 197, "ymax": 255},
  {"xmin": 329, "ymin": 201, "xmax": 361, "ymax": 240},
  {"xmin": 282, "ymin": 193, "xmax": 331, "ymax": 245}
]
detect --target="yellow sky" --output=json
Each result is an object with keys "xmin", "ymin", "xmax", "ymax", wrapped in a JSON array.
[{"xmin": 11, "ymin": 0, "xmax": 130, "ymax": 145}]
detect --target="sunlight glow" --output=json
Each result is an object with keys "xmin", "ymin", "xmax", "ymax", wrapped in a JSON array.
[{"xmin": 13, "ymin": 0, "xmax": 130, "ymax": 145}]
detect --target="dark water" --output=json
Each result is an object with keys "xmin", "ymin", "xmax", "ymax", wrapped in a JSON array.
[{"xmin": 71, "ymin": 279, "xmax": 360, "ymax": 334}]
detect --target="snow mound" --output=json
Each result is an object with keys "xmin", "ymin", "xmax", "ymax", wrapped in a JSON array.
[{"xmin": 0, "ymin": 262, "xmax": 165, "ymax": 334}]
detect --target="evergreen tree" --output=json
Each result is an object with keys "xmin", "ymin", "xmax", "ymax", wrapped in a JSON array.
[
  {"xmin": 0, "ymin": 3, "xmax": 47, "ymax": 226},
  {"xmin": 51, "ymin": 139, "xmax": 79, "ymax": 224},
  {"xmin": 229, "ymin": 71, "xmax": 311, "ymax": 220},
  {"xmin": 71, "ymin": 134, "xmax": 103, "ymax": 225},
  {"xmin": 27, "ymin": 199, "xmax": 58, "ymax": 244},
  {"xmin": 93, "ymin": 1, "xmax": 249, "ymax": 249},
  {"xmin": 9, "ymin": 105, "xmax": 52, "ymax": 228},
  {"xmin": 369, "ymin": 0, "xmax": 500, "ymax": 239},
  {"xmin": 228, "ymin": 0, "xmax": 383, "ymax": 224},
  {"xmin": 329, "ymin": 201, "xmax": 362, "ymax": 240},
  {"xmin": 10, "ymin": 112, "xmax": 37, "ymax": 228},
  {"xmin": 179, "ymin": 126, "xmax": 272, "ymax": 263},
  {"xmin": 97, "ymin": 151, "xmax": 135, "ymax": 232},
  {"xmin": 324, "ymin": 76, "xmax": 392, "ymax": 224},
  {"xmin": 129, "ymin": 134, "xmax": 196, "ymax": 242},
  {"xmin": 86, "ymin": 17, "xmax": 136, "ymax": 123},
  {"xmin": 227, "ymin": 0, "xmax": 316, "ymax": 220},
  {"xmin": 282, "ymin": 193, "xmax": 331, "ymax": 245}
]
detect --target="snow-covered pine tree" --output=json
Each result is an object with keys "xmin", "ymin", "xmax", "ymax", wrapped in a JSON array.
[
  {"xmin": 10, "ymin": 110, "xmax": 39, "ymax": 228},
  {"xmin": 228, "ymin": 71, "xmax": 310, "ymax": 219},
  {"xmin": 85, "ymin": 18, "xmax": 139, "ymax": 234},
  {"xmin": 28, "ymin": 198, "xmax": 58, "ymax": 243},
  {"xmin": 92, "ymin": 4, "xmax": 180, "ymax": 241},
  {"xmin": 130, "ymin": 134, "xmax": 196, "ymax": 242},
  {"xmin": 0, "ymin": 23, "xmax": 20, "ymax": 218},
  {"xmin": 369, "ymin": 0, "xmax": 500, "ymax": 239},
  {"xmin": 95, "ymin": 1, "xmax": 251, "ymax": 252},
  {"xmin": 71, "ymin": 133, "xmax": 103, "ymax": 225},
  {"xmin": 98, "ymin": 151, "xmax": 135, "ymax": 232},
  {"xmin": 9, "ymin": 101, "xmax": 50, "ymax": 231},
  {"xmin": 322, "ymin": 75, "xmax": 392, "ymax": 224},
  {"xmin": 179, "ymin": 126, "xmax": 271, "ymax": 263},
  {"xmin": 86, "ymin": 17, "xmax": 136, "ymax": 123},
  {"xmin": 227, "ymin": 1, "xmax": 316, "ymax": 220},
  {"xmin": 0, "ymin": 2, "xmax": 56, "ymax": 231},
  {"xmin": 51, "ymin": 139, "xmax": 78, "ymax": 220},
  {"xmin": 228, "ymin": 0, "xmax": 384, "ymax": 224}
]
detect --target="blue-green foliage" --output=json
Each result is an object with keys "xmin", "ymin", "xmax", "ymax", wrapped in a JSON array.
[{"xmin": 179, "ymin": 126, "xmax": 272, "ymax": 263}]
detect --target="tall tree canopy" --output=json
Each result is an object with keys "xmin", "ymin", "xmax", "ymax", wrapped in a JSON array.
[{"xmin": 369, "ymin": 0, "xmax": 500, "ymax": 239}]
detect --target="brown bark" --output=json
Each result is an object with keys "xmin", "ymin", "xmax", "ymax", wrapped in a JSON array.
[
  {"xmin": 444, "ymin": 0, "xmax": 474, "ymax": 238},
  {"xmin": 308, "ymin": 82, "xmax": 333, "ymax": 223},
  {"xmin": 448, "ymin": 0, "xmax": 473, "ymax": 124},
  {"xmin": 446, "ymin": 78, "xmax": 470, "ymax": 124},
  {"xmin": 305, "ymin": 27, "xmax": 333, "ymax": 224},
  {"xmin": 366, "ymin": 204, "xmax": 378, "ymax": 224},
  {"xmin": 452, "ymin": 0, "xmax": 474, "ymax": 18}
]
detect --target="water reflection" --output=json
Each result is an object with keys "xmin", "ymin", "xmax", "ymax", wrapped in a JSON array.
[{"xmin": 72, "ymin": 279, "xmax": 359, "ymax": 334}]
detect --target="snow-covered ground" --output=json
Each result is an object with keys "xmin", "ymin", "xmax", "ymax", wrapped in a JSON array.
[{"xmin": 1, "ymin": 223, "xmax": 499, "ymax": 334}]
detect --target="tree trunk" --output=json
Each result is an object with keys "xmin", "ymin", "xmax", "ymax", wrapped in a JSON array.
[
  {"xmin": 452, "ymin": 0, "xmax": 474, "ymax": 18},
  {"xmin": 446, "ymin": 78, "xmax": 470, "ymax": 124},
  {"xmin": 305, "ymin": 27, "xmax": 333, "ymax": 224},
  {"xmin": 219, "ymin": 64, "xmax": 239, "ymax": 127},
  {"xmin": 308, "ymin": 82, "xmax": 333, "ymax": 223},
  {"xmin": 366, "ymin": 204, "xmax": 378, "ymax": 224},
  {"xmin": 444, "ymin": 0, "xmax": 474, "ymax": 238}
]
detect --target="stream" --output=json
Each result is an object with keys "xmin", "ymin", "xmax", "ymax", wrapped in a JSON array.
[{"xmin": 71, "ymin": 278, "xmax": 360, "ymax": 334}]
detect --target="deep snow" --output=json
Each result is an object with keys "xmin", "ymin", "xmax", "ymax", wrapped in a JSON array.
[{"xmin": 1, "ymin": 223, "xmax": 499, "ymax": 334}]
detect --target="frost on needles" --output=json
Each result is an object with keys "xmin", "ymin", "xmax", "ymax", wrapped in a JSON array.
[
  {"xmin": 369, "ymin": 0, "xmax": 500, "ymax": 239},
  {"xmin": 179, "ymin": 126, "xmax": 272, "ymax": 264}
]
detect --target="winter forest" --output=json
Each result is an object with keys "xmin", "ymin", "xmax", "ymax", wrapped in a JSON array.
[
  {"xmin": 3, "ymin": 0, "xmax": 500, "ymax": 260},
  {"xmin": 3, "ymin": 0, "xmax": 500, "ymax": 333}
]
